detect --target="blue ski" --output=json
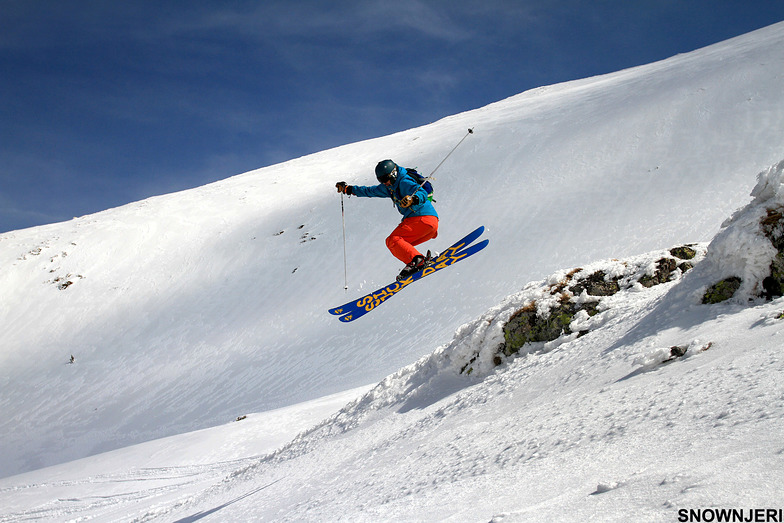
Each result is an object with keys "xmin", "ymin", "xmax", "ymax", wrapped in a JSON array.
[
  {"xmin": 329, "ymin": 226, "xmax": 488, "ymax": 322},
  {"xmin": 329, "ymin": 225, "xmax": 486, "ymax": 317}
]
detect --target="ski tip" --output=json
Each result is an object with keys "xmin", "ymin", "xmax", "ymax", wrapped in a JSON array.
[
  {"xmin": 466, "ymin": 225, "xmax": 485, "ymax": 238},
  {"xmin": 339, "ymin": 311, "xmax": 358, "ymax": 322}
]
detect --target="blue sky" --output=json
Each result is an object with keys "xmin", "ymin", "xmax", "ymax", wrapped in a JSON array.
[{"xmin": 2, "ymin": 1, "xmax": 784, "ymax": 233}]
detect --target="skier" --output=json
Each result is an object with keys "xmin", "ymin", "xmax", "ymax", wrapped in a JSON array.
[{"xmin": 336, "ymin": 160, "xmax": 439, "ymax": 281}]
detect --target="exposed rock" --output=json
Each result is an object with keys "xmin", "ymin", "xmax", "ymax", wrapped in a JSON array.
[
  {"xmin": 760, "ymin": 208, "xmax": 784, "ymax": 299},
  {"xmin": 762, "ymin": 254, "xmax": 784, "ymax": 299},
  {"xmin": 568, "ymin": 270, "xmax": 620, "ymax": 297},
  {"xmin": 669, "ymin": 345, "xmax": 688, "ymax": 358},
  {"xmin": 502, "ymin": 301, "xmax": 580, "ymax": 356},
  {"xmin": 639, "ymin": 258, "xmax": 678, "ymax": 288},
  {"xmin": 760, "ymin": 208, "xmax": 784, "ymax": 249},
  {"xmin": 702, "ymin": 206, "xmax": 784, "ymax": 302},
  {"xmin": 702, "ymin": 277, "xmax": 742, "ymax": 304},
  {"xmin": 669, "ymin": 245, "xmax": 697, "ymax": 260},
  {"xmin": 677, "ymin": 261, "xmax": 694, "ymax": 273},
  {"xmin": 491, "ymin": 249, "xmax": 699, "ymax": 372}
]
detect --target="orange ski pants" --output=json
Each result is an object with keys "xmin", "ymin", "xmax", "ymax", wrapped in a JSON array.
[{"xmin": 386, "ymin": 215, "xmax": 439, "ymax": 264}]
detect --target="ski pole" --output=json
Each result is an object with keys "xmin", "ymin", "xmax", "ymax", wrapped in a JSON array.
[
  {"xmin": 421, "ymin": 127, "xmax": 474, "ymax": 186},
  {"xmin": 340, "ymin": 192, "xmax": 348, "ymax": 291},
  {"xmin": 406, "ymin": 128, "xmax": 474, "ymax": 199}
]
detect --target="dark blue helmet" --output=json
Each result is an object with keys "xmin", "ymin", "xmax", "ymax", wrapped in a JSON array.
[{"xmin": 375, "ymin": 160, "xmax": 398, "ymax": 183}]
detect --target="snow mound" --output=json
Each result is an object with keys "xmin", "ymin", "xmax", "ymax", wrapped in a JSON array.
[
  {"xmin": 448, "ymin": 245, "xmax": 705, "ymax": 376},
  {"xmin": 678, "ymin": 159, "xmax": 784, "ymax": 303}
]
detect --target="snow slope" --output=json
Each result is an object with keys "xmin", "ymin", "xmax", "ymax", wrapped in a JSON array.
[
  {"xmin": 168, "ymin": 251, "xmax": 784, "ymax": 522},
  {"xmin": 3, "ymin": 165, "xmax": 784, "ymax": 521},
  {"xmin": 1, "ymin": 19, "xmax": 783, "ymax": 514}
]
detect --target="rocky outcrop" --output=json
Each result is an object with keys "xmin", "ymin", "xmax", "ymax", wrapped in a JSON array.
[
  {"xmin": 700, "ymin": 207, "xmax": 784, "ymax": 304},
  {"xmin": 497, "ymin": 246, "xmax": 699, "ymax": 362},
  {"xmin": 702, "ymin": 277, "xmax": 742, "ymax": 304},
  {"xmin": 760, "ymin": 208, "xmax": 784, "ymax": 300}
]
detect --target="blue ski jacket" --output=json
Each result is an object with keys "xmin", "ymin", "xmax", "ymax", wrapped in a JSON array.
[{"xmin": 350, "ymin": 168, "xmax": 438, "ymax": 220}]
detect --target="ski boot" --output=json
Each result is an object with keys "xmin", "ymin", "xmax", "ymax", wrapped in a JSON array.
[{"xmin": 396, "ymin": 251, "xmax": 435, "ymax": 282}]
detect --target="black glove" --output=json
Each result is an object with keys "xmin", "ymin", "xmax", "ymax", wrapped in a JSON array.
[{"xmin": 336, "ymin": 182, "xmax": 354, "ymax": 195}]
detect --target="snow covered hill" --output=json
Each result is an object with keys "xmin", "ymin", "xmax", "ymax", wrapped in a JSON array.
[
  {"xmin": 3, "ymin": 162, "xmax": 784, "ymax": 521},
  {"xmin": 1, "ymin": 19, "xmax": 784, "ymax": 521}
]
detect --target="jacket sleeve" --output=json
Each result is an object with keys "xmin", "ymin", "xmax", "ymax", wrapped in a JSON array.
[{"xmin": 350, "ymin": 184, "xmax": 390, "ymax": 198}]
